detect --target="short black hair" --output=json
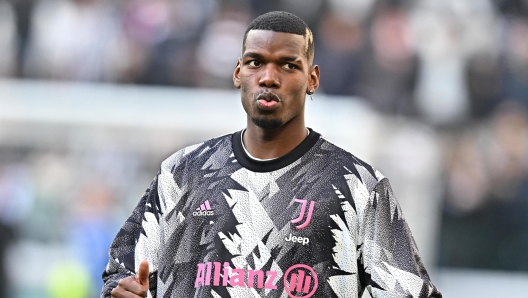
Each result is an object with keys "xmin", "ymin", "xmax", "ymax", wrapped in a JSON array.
[{"xmin": 242, "ymin": 11, "xmax": 314, "ymax": 64}]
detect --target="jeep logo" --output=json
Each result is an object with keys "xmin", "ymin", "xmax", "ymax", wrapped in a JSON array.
[{"xmin": 285, "ymin": 233, "xmax": 310, "ymax": 245}]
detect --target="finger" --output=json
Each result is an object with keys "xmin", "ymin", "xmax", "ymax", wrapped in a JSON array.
[
  {"xmin": 112, "ymin": 287, "xmax": 145, "ymax": 298},
  {"xmin": 137, "ymin": 260, "xmax": 150, "ymax": 287},
  {"xmin": 112, "ymin": 277, "xmax": 148, "ymax": 297}
]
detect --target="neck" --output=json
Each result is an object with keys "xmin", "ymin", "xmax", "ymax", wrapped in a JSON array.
[{"xmin": 243, "ymin": 119, "xmax": 308, "ymax": 160}]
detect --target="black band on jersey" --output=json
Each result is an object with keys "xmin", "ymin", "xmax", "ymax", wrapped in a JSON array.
[{"xmin": 232, "ymin": 128, "xmax": 321, "ymax": 172}]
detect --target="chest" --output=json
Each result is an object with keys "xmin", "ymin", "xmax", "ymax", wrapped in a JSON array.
[{"xmin": 157, "ymin": 166, "xmax": 364, "ymax": 297}]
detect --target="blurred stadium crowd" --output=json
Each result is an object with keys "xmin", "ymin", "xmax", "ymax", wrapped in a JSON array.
[
  {"xmin": 0, "ymin": 0, "xmax": 526, "ymax": 119},
  {"xmin": 0, "ymin": 0, "xmax": 528, "ymax": 297}
]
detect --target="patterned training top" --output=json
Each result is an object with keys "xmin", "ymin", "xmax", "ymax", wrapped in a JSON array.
[{"xmin": 101, "ymin": 129, "xmax": 442, "ymax": 298}]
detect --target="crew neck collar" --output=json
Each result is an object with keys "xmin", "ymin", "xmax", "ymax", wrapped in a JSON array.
[{"xmin": 232, "ymin": 128, "xmax": 320, "ymax": 172}]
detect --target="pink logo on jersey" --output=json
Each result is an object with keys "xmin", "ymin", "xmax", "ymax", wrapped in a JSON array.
[
  {"xmin": 291, "ymin": 199, "xmax": 315, "ymax": 230},
  {"xmin": 194, "ymin": 262, "xmax": 278, "ymax": 289},
  {"xmin": 194, "ymin": 262, "xmax": 318, "ymax": 297},
  {"xmin": 196, "ymin": 200, "xmax": 212, "ymax": 211},
  {"xmin": 193, "ymin": 200, "xmax": 214, "ymax": 216},
  {"xmin": 283, "ymin": 264, "xmax": 318, "ymax": 298}
]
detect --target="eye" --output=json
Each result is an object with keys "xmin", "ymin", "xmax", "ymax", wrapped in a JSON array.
[
  {"xmin": 248, "ymin": 60, "xmax": 261, "ymax": 67},
  {"xmin": 283, "ymin": 63, "xmax": 296, "ymax": 70}
]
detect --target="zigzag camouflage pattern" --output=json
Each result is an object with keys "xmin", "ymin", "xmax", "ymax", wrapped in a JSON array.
[{"xmin": 102, "ymin": 130, "xmax": 441, "ymax": 298}]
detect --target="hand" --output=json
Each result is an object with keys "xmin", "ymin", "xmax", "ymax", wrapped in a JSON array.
[{"xmin": 111, "ymin": 260, "xmax": 150, "ymax": 297}]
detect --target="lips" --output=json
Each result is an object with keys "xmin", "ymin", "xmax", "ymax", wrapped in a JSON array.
[
  {"xmin": 256, "ymin": 92, "xmax": 281, "ymax": 111},
  {"xmin": 257, "ymin": 99, "xmax": 279, "ymax": 109}
]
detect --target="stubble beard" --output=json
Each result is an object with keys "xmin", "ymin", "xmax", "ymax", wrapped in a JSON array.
[{"xmin": 251, "ymin": 116, "xmax": 283, "ymax": 129}]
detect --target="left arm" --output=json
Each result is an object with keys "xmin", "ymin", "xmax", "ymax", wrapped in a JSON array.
[{"xmin": 359, "ymin": 178, "xmax": 442, "ymax": 298}]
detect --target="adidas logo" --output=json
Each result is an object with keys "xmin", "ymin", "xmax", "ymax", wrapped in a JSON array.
[{"xmin": 193, "ymin": 200, "xmax": 214, "ymax": 216}]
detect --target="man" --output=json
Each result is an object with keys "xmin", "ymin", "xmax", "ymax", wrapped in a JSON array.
[{"xmin": 102, "ymin": 11, "xmax": 441, "ymax": 298}]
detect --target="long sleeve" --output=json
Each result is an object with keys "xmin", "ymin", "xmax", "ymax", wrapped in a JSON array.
[
  {"xmin": 101, "ymin": 174, "xmax": 162, "ymax": 298},
  {"xmin": 360, "ymin": 178, "xmax": 442, "ymax": 298}
]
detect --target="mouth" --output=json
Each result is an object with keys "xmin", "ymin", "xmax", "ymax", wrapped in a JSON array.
[
  {"xmin": 255, "ymin": 92, "xmax": 281, "ymax": 110},
  {"xmin": 256, "ymin": 92, "xmax": 281, "ymax": 102}
]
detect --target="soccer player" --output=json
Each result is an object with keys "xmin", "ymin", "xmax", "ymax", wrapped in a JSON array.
[{"xmin": 102, "ymin": 11, "xmax": 442, "ymax": 298}]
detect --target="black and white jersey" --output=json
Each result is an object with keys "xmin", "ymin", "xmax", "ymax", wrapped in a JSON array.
[{"xmin": 101, "ymin": 129, "xmax": 441, "ymax": 298}]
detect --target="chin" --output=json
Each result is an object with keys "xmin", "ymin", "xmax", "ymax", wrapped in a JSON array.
[{"xmin": 251, "ymin": 117, "xmax": 283, "ymax": 129}]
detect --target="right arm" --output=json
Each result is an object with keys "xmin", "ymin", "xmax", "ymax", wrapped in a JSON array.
[{"xmin": 101, "ymin": 174, "xmax": 162, "ymax": 298}]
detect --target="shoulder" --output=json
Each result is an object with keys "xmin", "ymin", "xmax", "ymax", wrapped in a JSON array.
[
  {"xmin": 160, "ymin": 132, "xmax": 235, "ymax": 174},
  {"xmin": 316, "ymin": 135, "xmax": 386, "ymax": 191}
]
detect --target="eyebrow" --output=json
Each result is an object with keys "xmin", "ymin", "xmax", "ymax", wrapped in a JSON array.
[
  {"xmin": 243, "ymin": 52, "xmax": 302, "ymax": 64},
  {"xmin": 242, "ymin": 52, "xmax": 263, "ymax": 60},
  {"xmin": 281, "ymin": 56, "xmax": 302, "ymax": 63}
]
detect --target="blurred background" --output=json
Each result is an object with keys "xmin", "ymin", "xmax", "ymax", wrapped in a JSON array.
[{"xmin": 0, "ymin": 0, "xmax": 528, "ymax": 297}]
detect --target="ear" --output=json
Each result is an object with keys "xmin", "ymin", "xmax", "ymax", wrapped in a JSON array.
[
  {"xmin": 233, "ymin": 59, "xmax": 242, "ymax": 89},
  {"xmin": 306, "ymin": 65, "xmax": 320, "ymax": 94}
]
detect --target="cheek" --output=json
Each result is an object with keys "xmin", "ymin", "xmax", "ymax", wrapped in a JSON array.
[
  {"xmin": 240, "ymin": 83, "xmax": 254, "ymax": 113},
  {"xmin": 241, "ymin": 81, "xmax": 254, "ymax": 102},
  {"xmin": 283, "ymin": 78, "xmax": 308, "ymax": 115},
  {"xmin": 240, "ymin": 82, "xmax": 250, "ymax": 95},
  {"xmin": 293, "ymin": 72, "xmax": 309, "ymax": 89},
  {"xmin": 286, "ymin": 77, "xmax": 309, "ymax": 100},
  {"xmin": 239, "ymin": 73, "xmax": 254, "ymax": 96}
]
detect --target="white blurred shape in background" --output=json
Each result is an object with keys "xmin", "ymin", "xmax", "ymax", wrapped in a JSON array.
[{"xmin": 23, "ymin": 0, "xmax": 125, "ymax": 81}]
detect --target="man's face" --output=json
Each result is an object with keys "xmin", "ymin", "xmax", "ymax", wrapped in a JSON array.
[{"xmin": 233, "ymin": 30, "xmax": 319, "ymax": 130}]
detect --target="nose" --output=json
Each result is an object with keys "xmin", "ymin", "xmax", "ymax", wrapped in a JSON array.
[{"xmin": 258, "ymin": 64, "xmax": 280, "ymax": 89}]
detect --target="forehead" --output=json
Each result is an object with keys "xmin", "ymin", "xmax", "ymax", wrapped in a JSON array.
[{"xmin": 244, "ymin": 30, "xmax": 307, "ymax": 58}]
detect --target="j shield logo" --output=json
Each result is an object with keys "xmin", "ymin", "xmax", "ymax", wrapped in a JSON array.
[
  {"xmin": 291, "ymin": 199, "xmax": 315, "ymax": 230},
  {"xmin": 283, "ymin": 264, "xmax": 318, "ymax": 298},
  {"xmin": 193, "ymin": 200, "xmax": 214, "ymax": 216}
]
